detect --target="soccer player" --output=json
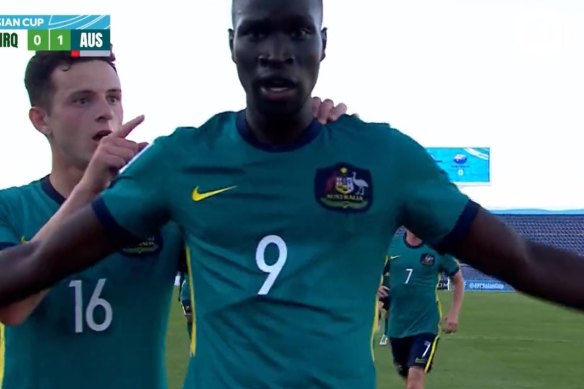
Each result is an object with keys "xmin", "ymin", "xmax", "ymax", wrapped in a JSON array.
[
  {"xmin": 179, "ymin": 276, "xmax": 193, "ymax": 340},
  {"xmin": 0, "ymin": 50, "xmax": 347, "ymax": 388},
  {"xmin": 378, "ymin": 257, "xmax": 391, "ymax": 346},
  {"xmin": 1, "ymin": 1, "xmax": 584, "ymax": 388},
  {"xmin": 0, "ymin": 51, "xmax": 184, "ymax": 389},
  {"xmin": 384, "ymin": 229, "xmax": 465, "ymax": 389}
]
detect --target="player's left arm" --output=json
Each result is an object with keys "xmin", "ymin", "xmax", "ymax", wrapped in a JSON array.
[
  {"xmin": 441, "ymin": 258, "xmax": 464, "ymax": 333},
  {"xmin": 397, "ymin": 132, "xmax": 584, "ymax": 312}
]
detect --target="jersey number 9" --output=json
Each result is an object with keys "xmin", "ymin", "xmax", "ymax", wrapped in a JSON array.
[{"xmin": 256, "ymin": 235, "xmax": 287, "ymax": 295}]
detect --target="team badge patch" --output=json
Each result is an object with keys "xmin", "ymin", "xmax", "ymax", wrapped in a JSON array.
[
  {"xmin": 120, "ymin": 233, "xmax": 163, "ymax": 257},
  {"xmin": 314, "ymin": 163, "xmax": 373, "ymax": 212},
  {"xmin": 420, "ymin": 253, "xmax": 436, "ymax": 266}
]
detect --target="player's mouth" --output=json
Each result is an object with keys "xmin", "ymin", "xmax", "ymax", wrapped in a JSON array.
[
  {"xmin": 93, "ymin": 130, "xmax": 112, "ymax": 141},
  {"xmin": 258, "ymin": 77, "xmax": 297, "ymax": 101}
]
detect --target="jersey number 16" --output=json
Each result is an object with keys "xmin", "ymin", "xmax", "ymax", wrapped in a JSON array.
[{"xmin": 69, "ymin": 279, "xmax": 113, "ymax": 333}]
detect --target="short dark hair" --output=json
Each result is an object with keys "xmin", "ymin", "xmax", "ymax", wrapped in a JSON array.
[
  {"xmin": 24, "ymin": 50, "xmax": 117, "ymax": 110},
  {"xmin": 231, "ymin": 0, "xmax": 323, "ymax": 26}
]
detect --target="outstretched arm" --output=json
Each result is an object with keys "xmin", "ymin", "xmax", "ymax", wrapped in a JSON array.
[
  {"xmin": 396, "ymin": 131, "xmax": 584, "ymax": 314},
  {"xmin": 450, "ymin": 207, "xmax": 584, "ymax": 311}
]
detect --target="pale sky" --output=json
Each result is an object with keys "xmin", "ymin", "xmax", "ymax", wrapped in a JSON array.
[{"xmin": 0, "ymin": 0, "xmax": 582, "ymax": 210}]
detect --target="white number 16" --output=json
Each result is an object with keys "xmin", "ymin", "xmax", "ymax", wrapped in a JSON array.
[{"xmin": 255, "ymin": 235, "xmax": 288, "ymax": 295}]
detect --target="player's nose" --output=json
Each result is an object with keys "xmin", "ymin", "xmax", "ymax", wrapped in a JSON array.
[
  {"xmin": 94, "ymin": 96, "xmax": 115, "ymax": 122},
  {"xmin": 258, "ymin": 35, "xmax": 294, "ymax": 67}
]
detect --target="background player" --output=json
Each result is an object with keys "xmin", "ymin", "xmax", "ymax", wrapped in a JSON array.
[
  {"xmin": 2, "ymin": 1, "xmax": 584, "ymax": 388},
  {"xmin": 384, "ymin": 228, "xmax": 465, "ymax": 389},
  {"xmin": 378, "ymin": 257, "xmax": 391, "ymax": 346},
  {"xmin": 0, "ymin": 50, "xmax": 349, "ymax": 388},
  {"xmin": 179, "ymin": 276, "xmax": 193, "ymax": 341}
]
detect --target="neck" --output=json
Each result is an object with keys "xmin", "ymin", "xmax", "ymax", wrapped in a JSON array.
[
  {"xmin": 405, "ymin": 232, "xmax": 423, "ymax": 247},
  {"xmin": 245, "ymin": 101, "xmax": 314, "ymax": 145},
  {"xmin": 49, "ymin": 154, "xmax": 85, "ymax": 199}
]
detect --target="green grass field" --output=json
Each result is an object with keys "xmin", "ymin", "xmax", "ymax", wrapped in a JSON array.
[{"xmin": 164, "ymin": 291, "xmax": 584, "ymax": 388}]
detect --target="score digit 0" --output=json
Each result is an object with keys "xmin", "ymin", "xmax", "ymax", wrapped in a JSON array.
[{"xmin": 28, "ymin": 30, "xmax": 49, "ymax": 51}]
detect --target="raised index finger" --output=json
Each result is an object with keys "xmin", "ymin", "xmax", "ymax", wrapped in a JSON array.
[{"xmin": 114, "ymin": 115, "xmax": 145, "ymax": 138}]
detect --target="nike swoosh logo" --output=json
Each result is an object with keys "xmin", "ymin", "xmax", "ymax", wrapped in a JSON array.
[
  {"xmin": 390, "ymin": 255, "xmax": 400, "ymax": 260},
  {"xmin": 192, "ymin": 185, "xmax": 237, "ymax": 202}
]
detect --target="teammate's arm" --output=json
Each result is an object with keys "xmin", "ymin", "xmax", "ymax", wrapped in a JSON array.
[
  {"xmin": 442, "ymin": 270, "xmax": 464, "ymax": 333},
  {"xmin": 0, "ymin": 205, "xmax": 130, "ymax": 306},
  {"xmin": 397, "ymin": 131, "xmax": 584, "ymax": 312}
]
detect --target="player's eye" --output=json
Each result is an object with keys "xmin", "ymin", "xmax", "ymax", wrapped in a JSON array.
[
  {"xmin": 74, "ymin": 97, "xmax": 89, "ymax": 105},
  {"xmin": 107, "ymin": 96, "xmax": 120, "ymax": 104},
  {"xmin": 248, "ymin": 29, "xmax": 266, "ymax": 41},
  {"xmin": 290, "ymin": 29, "xmax": 310, "ymax": 40}
]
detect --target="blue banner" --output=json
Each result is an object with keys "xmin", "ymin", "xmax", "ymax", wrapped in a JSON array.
[
  {"xmin": 426, "ymin": 147, "xmax": 490, "ymax": 184},
  {"xmin": 0, "ymin": 15, "xmax": 110, "ymax": 30},
  {"xmin": 464, "ymin": 280, "xmax": 514, "ymax": 292}
]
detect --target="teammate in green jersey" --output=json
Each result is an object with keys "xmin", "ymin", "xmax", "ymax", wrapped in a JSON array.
[
  {"xmin": 2, "ymin": 0, "xmax": 584, "ymax": 388},
  {"xmin": 179, "ymin": 276, "xmax": 193, "ymax": 340},
  {"xmin": 0, "ymin": 49, "xmax": 346, "ymax": 388},
  {"xmin": 384, "ymin": 229, "xmax": 465, "ymax": 389},
  {"xmin": 0, "ymin": 51, "xmax": 184, "ymax": 389},
  {"xmin": 378, "ymin": 257, "xmax": 391, "ymax": 346}
]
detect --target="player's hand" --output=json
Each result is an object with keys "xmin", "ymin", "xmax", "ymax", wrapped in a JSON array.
[
  {"xmin": 377, "ymin": 285, "xmax": 389, "ymax": 298},
  {"xmin": 79, "ymin": 115, "xmax": 148, "ymax": 194},
  {"xmin": 441, "ymin": 312, "xmax": 459, "ymax": 334},
  {"xmin": 311, "ymin": 97, "xmax": 348, "ymax": 124}
]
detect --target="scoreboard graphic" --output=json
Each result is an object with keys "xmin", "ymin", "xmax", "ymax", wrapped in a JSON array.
[{"xmin": 0, "ymin": 15, "xmax": 110, "ymax": 57}]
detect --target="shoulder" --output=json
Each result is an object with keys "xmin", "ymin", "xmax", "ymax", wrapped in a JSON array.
[
  {"xmin": 327, "ymin": 115, "xmax": 429, "ymax": 156},
  {"xmin": 0, "ymin": 178, "xmax": 42, "ymax": 209},
  {"xmin": 163, "ymin": 111, "xmax": 238, "ymax": 145}
]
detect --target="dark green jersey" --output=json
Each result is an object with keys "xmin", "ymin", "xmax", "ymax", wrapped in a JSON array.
[
  {"xmin": 387, "ymin": 234, "xmax": 460, "ymax": 338},
  {"xmin": 0, "ymin": 177, "xmax": 183, "ymax": 389},
  {"xmin": 94, "ymin": 111, "xmax": 477, "ymax": 389}
]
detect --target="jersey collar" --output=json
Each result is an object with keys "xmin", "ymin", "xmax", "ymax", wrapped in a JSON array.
[
  {"xmin": 235, "ymin": 110, "xmax": 322, "ymax": 152},
  {"xmin": 41, "ymin": 175, "xmax": 66, "ymax": 205}
]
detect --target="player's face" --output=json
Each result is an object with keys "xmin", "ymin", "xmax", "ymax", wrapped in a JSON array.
[
  {"xmin": 43, "ymin": 60, "xmax": 123, "ymax": 169},
  {"xmin": 230, "ymin": 0, "xmax": 326, "ymax": 117}
]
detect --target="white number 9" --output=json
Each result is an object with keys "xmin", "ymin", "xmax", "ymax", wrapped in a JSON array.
[{"xmin": 255, "ymin": 235, "xmax": 288, "ymax": 295}]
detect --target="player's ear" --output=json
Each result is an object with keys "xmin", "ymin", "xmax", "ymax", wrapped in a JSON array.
[
  {"xmin": 28, "ymin": 106, "xmax": 51, "ymax": 137},
  {"xmin": 228, "ymin": 29, "xmax": 235, "ymax": 62},
  {"xmin": 320, "ymin": 28, "xmax": 327, "ymax": 61}
]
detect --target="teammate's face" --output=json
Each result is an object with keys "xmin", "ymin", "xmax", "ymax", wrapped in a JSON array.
[
  {"xmin": 35, "ymin": 60, "xmax": 123, "ymax": 169},
  {"xmin": 229, "ymin": 0, "xmax": 326, "ymax": 117}
]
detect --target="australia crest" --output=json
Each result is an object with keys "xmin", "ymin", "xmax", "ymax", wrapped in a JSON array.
[
  {"xmin": 314, "ymin": 163, "xmax": 373, "ymax": 212},
  {"xmin": 120, "ymin": 233, "xmax": 163, "ymax": 258},
  {"xmin": 420, "ymin": 253, "xmax": 436, "ymax": 266}
]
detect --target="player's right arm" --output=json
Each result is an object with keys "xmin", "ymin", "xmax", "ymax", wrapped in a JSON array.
[
  {"xmin": 0, "ymin": 117, "xmax": 146, "ymax": 323},
  {"xmin": 0, "ymin": 125, "xmax": 170, "ymax": 307},
  {"xmin": 396, "ymin": 131, "xmax": 584, "ymax": 312}
]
